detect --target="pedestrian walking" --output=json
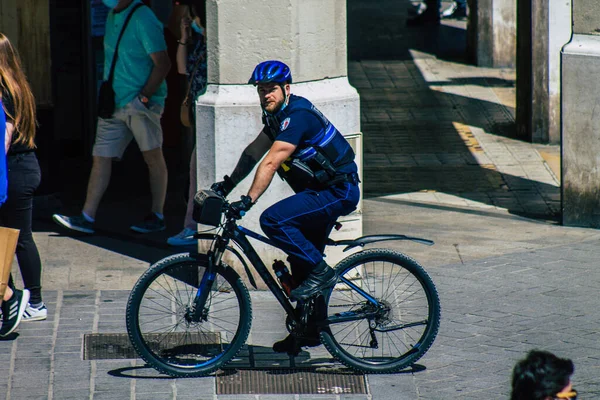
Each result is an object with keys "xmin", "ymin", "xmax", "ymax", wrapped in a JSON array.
[
  {"xmin": 53, "ymin": 0, "xmax": 171, "ymax": 235},
  {"xmin": 0, "ymin": 32, "xmax": 44, "ymax": 335},
  {"xmin": 407, "ymin": 0, "xmax": 467, "ymax": 26}
]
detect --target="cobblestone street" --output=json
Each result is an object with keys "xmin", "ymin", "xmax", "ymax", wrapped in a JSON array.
[{"xmin": 1, "ymin": 1, "xmax": 595, "ymax": 399}]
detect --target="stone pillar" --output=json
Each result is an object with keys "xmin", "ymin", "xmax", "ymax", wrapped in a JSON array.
[
  {"xmin": 467, "ymin": 0, "xmax": 516, "ymax": 68},
  {"xmin": 516, "ymin": 0, "xmax": 572, "ymax": 143},
  {"xmin": 562, "ymin": 0, "xmax": 600, "ymax": 227},
  {"xmin": 195, "ymin": 0, "xmax": 362, "ymax": 278}
]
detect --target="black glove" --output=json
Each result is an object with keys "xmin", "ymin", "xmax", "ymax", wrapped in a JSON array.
[
  {"xmin": 229, "ymin": 195, "xmax": 254, "ymax": 219},
  {"xmin": 211, "ymin": 175, "xmax": 235, "ymax": 197}
]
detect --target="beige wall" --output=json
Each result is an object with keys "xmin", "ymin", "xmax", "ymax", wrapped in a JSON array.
[
  {"xmin": 206, "ymin": 0, "xmax": 347, "ymax": 84},
  {"xmin": 468, "ymin": 0, "xmax": 516, "ymax": 68},
  {"xmin": 562, "ymin": 1, "xmax": 600, "ymax": 226}
]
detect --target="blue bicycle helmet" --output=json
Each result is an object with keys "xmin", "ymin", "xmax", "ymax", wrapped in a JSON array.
[{"xmin": 248, "ymin": 60, "xmax": 292, "ymax": 85}]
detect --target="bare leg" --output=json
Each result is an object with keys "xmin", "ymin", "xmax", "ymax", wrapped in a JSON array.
[
  {"xmin": 2, "ymin": 287, "xmax": 13, "ymax": 303},
  {"xmin": 142, "ymin": 147, "xmax": 168, "ymax": 215},
  {"xmin": 184, "ymin": 147, "xmax": 197, "ymax": 229},
  {"xmin": 82, "ymin": 156, "xmax": 113, "ymax": 219}
]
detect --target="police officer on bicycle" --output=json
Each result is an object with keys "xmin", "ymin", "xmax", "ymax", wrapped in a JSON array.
[{"xmin": 212, "ymin": 60, "xmax": 360, "ymax": 354}]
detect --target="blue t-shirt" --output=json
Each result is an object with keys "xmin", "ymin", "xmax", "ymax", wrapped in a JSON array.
[{"xmin": 104, "ymin": 1, "xmax": 167, "ymax": 108}]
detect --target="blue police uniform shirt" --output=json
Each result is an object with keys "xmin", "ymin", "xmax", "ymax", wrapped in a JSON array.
[
  {"xmin": 273, "ymin": 95, "xmax": 357, "ymax": 176},
  {"xmin": 104, "ymin": 0, "xmax": 167, "ymax": 108}
]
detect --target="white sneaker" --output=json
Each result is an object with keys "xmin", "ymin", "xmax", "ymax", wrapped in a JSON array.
[
  {"xmin": 441, "ymin": 2, "xmax": 457, "ymax": 17},
  {"xmin": 22, "ymin": 303, "xmax": 47, "ymax": 322},
  {"xmin": 409, "ymin": 1, "xmax": 427, "ymax": 16},
  {"xmin": 167, "ymin": 228, "xmax": 197, "ymax": 246}
]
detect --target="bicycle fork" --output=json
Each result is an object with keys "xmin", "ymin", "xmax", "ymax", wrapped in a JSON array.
[{"xmin": 190, "ymin": 240, "xmax": 228, "ymax": 323}]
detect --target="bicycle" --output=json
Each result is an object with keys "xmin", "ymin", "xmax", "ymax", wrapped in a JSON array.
[{"xmin": 126, "ymin": 189, "xmax": 441, "ymax": 377}]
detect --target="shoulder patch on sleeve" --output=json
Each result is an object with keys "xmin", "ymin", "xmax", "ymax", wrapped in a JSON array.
[{"xmin": 280, "ymin": 117, "xmax": 291, "ymax": 131}]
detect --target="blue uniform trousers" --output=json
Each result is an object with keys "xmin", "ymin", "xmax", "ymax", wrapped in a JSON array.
[{"xmin": 260, "ymin": 182, "xmax": 360, "ymax": 280}]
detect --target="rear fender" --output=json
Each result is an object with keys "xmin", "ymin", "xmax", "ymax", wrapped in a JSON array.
[{"xmin": 326, "ymin": 234, "xmax": 434, "ymax": 252}]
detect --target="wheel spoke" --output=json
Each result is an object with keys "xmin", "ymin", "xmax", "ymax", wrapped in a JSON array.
[
  {"xmin": 127, "ymin": 257, "xmax": 252, "ymax": 377},
  {"xmin": 322, "ymin": 250, "xmax": 440, "ymax": 373}
]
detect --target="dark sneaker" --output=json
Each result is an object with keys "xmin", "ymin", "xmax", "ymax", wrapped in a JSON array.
[
  {"xmin": 167, "ymin": 228, "xmax": 197, "ymax": 246},
  {"xmin": 130, "ymin": 213, "xmax": 166, "ymax": 233},
  {"xmin": 53, "ymin": 214, "xmax": 95, "ymax": 234},
  {"xmin": 272, "ymin": 334, "xmax": 321, "ymax": 356},
  {"xmin": 449, "ymin": 7, "xmax": 467, "ymax": 18},
  {"xmin": 0, "ymin": 289, "xmax": 30, "ymax": 337}
]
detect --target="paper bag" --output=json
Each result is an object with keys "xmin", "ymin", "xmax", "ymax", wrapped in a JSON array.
[{"xmin": 0, "ymin": 227, "xmax": 19, "ymax": 301}]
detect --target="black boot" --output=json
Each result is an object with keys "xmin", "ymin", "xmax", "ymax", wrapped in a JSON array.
[
  {"xmin": 272, "ymin": 334, "xmax": 321, "ymax": 355},
  {"xmin": 289, "ymin": 261, "xmax": 337, "ymax": 301}
]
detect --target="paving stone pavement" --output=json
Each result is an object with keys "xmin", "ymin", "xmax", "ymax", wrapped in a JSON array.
[
  {"xmin": 5, "ymin": 208, "xmax": 600, "ymax": 400},
  {"xmin": 349, "ymin": 1, "xmax": 560, "ymax": 219},
  {"xmin": 2, "ymin": 1, "xmax": 595, "ymax": 399},
  {"xmin": 351, "ymin": 55, "xmax": 560, "ymax": 218}
]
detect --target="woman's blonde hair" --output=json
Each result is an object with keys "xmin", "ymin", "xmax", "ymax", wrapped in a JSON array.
[{"xmin": 0, "ymin": 32, "xmax": 36, "ymax": 148}]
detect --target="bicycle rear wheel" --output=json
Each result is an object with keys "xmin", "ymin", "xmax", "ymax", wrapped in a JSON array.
[
  {"xmin": 320, "ymin": 249, "xmax": 440, "ymax": 373},
  {"xmin": 126, "ymin": 253, "xmax": 251, "ymax": 377}
]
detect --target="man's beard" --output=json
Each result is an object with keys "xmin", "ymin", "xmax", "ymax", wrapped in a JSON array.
[{"xmin": 263, "ymin": 100, "xmax": 283, "ymax": 114}]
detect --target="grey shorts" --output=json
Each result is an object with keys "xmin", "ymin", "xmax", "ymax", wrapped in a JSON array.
[{"xmin": 93, "ymin": 97, "xmax": 164, "ymax": 158}]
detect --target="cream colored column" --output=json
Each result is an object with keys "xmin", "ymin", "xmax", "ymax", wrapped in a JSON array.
[
  {"xmin": 195, "ymin": 0, "xmax": 362, "ymax": 283},
  {"xmin": 562, "ymin": 0, "xmax": 600, "ymax": 227},
  {"xmin": 468, "ymin": 0, "xmax": 516, "ymax": 68}
]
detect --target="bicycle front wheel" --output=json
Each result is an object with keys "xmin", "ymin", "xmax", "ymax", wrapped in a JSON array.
[
  {"xmin": 320, "ymin": 249, "xmax": 440, "ymax": 373},
  {"xmin": 126, "ymin": 253, "xmax": 252, "ymax": 377}
]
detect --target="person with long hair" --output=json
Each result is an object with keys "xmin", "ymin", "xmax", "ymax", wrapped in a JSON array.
[{"xmin": 0, "ymin": 32, "xmax": 46, "ymax": 336}]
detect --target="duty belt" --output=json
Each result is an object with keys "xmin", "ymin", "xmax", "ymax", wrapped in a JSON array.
[{"xmin": 324, "ymin": 173, "xmax": 360, "ymax": 188}]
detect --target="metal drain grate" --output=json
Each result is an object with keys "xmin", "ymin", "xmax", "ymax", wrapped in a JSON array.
[
  {"xmin": 216, "ymin": 369, "xmax": 367, "ymax": 395},
  {"xmin": 84, "ymin": 333, "xmax": 137, "ymax": 360},
  {"xmin": 84, "ymin": 334, "xmax": 367, "ymax": 395},
  {"xmin": 83, "ymin": 332, "xmax": 221, "ymax": 360}
]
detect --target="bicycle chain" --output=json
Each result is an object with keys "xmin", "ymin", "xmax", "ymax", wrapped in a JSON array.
[{"xmin": 329, "ymin": 303, "xmax": 362, "ymax": 308}]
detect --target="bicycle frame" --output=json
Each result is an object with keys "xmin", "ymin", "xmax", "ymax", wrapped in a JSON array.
[{"xmin": 191, "ymin": 219, "xmax": 386, "ymax": 327}]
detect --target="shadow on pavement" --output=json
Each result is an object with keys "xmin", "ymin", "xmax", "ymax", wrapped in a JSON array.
[
  {"xmin": 348, "ymin": 0, "xmax": 469, "ymax": 63},
  {"xmin": 32, "ymin": 144, "xmax": 191, "ymax": 264},
  {"xmin": 105, "ymin": 342, "xmax": 427, "ymax": 380},
  {"xmin": 347, "ymin": 0, "xmax": 560, "ymax": 220},
  {"xmin": 428, "ymin": 77, "xmax": 516, "ymax": 88}
]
